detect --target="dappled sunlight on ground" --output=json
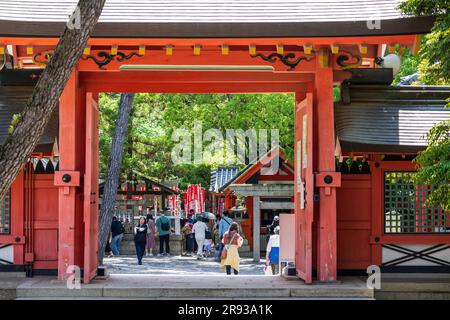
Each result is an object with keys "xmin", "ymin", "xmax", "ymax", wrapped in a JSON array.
[{"xmin": 103, "ymin": 255, "xmax": 267, "ymax": 275}]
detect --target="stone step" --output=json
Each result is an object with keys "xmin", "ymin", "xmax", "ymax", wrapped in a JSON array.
[
  {"xmin": 375, "ymin": 278, "xmax": 450, "ymax": 300},
  {"xmin": 14, "ymin": 276, "xmax": 374, "ymax": 300}
]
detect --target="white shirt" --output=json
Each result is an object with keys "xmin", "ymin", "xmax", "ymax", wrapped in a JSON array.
[
  {"xmin": 192, "ymin": 221, "xmax": 208, "ymax": 239},
  {"xmin": 266, "ymin": 234, "xmax": 280, "ymax": 253}
]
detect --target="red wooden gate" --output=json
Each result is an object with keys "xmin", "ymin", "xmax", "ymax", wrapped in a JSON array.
[
  {"xmin": 294, "ymin": 92, "xmax": 314, "ymax": 284},
  {"xmin": 83, "ymin": 93, "xmax": 99, "ymax": 283}
]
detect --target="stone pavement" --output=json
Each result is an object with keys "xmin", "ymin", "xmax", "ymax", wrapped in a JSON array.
[{"xmin": 103, "ymin": 254, "xmax": 267, "ymax": 275}]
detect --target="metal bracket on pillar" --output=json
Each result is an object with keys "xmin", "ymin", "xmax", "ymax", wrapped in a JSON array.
[
  {"xmin": 54, "ymin": 171, "xmax": 81, "ymax": 195},
  {"xmin": 315, "ymin": 172, "xmax": 341, "ymax": 196}
]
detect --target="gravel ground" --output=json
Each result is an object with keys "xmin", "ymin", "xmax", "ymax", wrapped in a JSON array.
[{"xmin": 103, "ymin": 254, "xmax": 266, "ymax": 275}]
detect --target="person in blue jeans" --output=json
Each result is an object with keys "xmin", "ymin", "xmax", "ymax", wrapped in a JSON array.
[{"xmin": 110, "ymin": 216, "xmax": 124, "ymax": 256}]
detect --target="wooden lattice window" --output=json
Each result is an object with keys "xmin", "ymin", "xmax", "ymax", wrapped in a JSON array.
[
  {"xmin": 0, "ymin": 190, "xmax": 11, "ymax": 235},
  {"xmin": 384, "ymin": 172, "xmax": 450, "ymax": 234}
]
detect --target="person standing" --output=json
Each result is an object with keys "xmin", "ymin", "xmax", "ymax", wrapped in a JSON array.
[
  {"xmin": 217, "ymin": 211, "xmax": 233, "ymax": 258},
  {"xmin": 220, "ymin": 222, "xmax": 243, "ymax": 275},
  {"xmin": 188, "ymin": 209, "xmax": 198, "ymax": 252},
  {"xmin": 181, "ymin": 220, "xmax": 194, "ymax": 256},
  {"xmin": 265, "ymin": 226, "xmax": 280, "ymax": 275},
  {"xmin": 268, "ymin": 216, "xmax": 280, "ymax": 234},
  {"xmin": 266, "ymin": 215, "xmax": 280, "ymax": 244},
  {"xmin": 192, "ymin": 216, "xmax": 208, "ymax": 260},
  {"xmin": 110, "ymin": 216, "xmax": 125, "ymax": 256},
  {"xmin": 218, "ymin": 211, "xmax": 233, "ymax": 239},
  {"xmin": 146, "ymin": 214, "xmax": 156, "ymax": 256},
  {"xmin": 156, "ymin": 211, "xmax": 171, "ymax": 256},
  {"xmin": 134, "ymin": 217, "xmax": 148, "ymax": 265},
  {"xmin": 105, "ymin": 237, "xmax": 113, "ymax": 258}
]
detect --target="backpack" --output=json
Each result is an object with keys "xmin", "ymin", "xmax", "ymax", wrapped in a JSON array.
[{"xmin": 161, "ymin": 217, "xmax": 170, "ymax": 231}]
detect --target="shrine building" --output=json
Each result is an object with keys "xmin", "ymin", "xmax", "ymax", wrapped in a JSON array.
[{"xmin": 0, "ymin": 1, "xmax": 449, "ymax": 284}]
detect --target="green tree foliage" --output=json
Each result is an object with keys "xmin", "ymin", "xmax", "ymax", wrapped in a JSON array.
[
  {"xmin": 400, "ymin": 0, "xmax": 450, "ymax": 210},
  {"xmin": 400, "ymin": 0, "xmax": 450, "ymax": 85},
  {"xmin": 99, "ymin": 93, "xmax": 295, "ymax": 189},
  {"xmin": 413, "ymin": 119, "xmax": 450, "ymax": 211}
]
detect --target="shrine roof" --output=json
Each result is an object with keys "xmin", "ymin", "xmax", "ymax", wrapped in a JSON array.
[
  {"xmin": 0, "ymin": 0, "xmax": 434, "ymax": 38},
  {"xmin": 0, "ymin": 85, "xmax": 58, "ymax": 154},
  {"xmin": 209, "ymin": 166, "xmax": 240, "ymax": 193},
  {"xmin": 218, "ymin": 147, "xmax": 293, "ymax": 192},
  {"xmin": 335, "ymin": 84, "xmax": 450, "ymax": 154}
]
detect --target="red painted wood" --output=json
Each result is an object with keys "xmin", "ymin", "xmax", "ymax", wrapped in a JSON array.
[
  {"xmin": 83, "ymin": 93, "xmax": 99, "ymax": 284},
  {"xmin": 80, "ymin": 70, "xmax": 313, "ymax": 83},
  {"xmin": 337, "ymin": 175, "xmax": 372, "ymax": 270},
  {"xmin": 57, "ymin": 71, "xmax": 81, "ymax": 280},
  {"xmin": 294, "ymin": 92, "xmax": 314, "ymax": 284},
  {"xmin": 314, "ymin": 52, "xmax": 337, "ymax": 282},
  {"xmin": 84, "ymin": 82, "xmax": 306, "ymax": 94},
  {"xmin": 8, "ymin": 172, "xmax": 24, "ymax": 264},
  {"xmin": 32, "ymin": 175, "xmax": 59, "ymax": 265}
]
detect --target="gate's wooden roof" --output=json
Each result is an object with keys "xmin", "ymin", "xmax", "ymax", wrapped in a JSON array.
[
  {"xmin": 0, "ymin": 0, "xmax": 434, "ymax": 38},
  {"xmin": 0, "ymin": 86, "xmax": 58, "ymax": 153},
  {"xmin": 335, "ymin": 85, "xmax": 450, "ymax": 154}
]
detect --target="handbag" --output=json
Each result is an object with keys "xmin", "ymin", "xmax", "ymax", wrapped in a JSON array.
[{"xmin": 220, "ymin": 233, "xmax": 237, "ymax": 260}]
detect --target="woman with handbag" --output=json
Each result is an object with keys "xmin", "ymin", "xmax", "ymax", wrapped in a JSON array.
[
  {"xmin": 220, "ymin": 222, "xmax": 243, "ymax": 275},
  {"xmin": 134, "ymin": 217, "xmax": 148, "ymax": 265}
]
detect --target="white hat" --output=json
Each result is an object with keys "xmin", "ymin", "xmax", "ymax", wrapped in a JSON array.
[{"xmin": 273, "ymin": 216, "xmax": 280, "ymax": 221}]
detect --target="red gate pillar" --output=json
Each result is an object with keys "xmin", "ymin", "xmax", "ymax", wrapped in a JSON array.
[
  {"xmin": 314, "ymin": 48, "xmax": 340, "ymax": 282},
  {"xmin": 55, "ymin": 71, "xmax": 83, "ymax": 280}
]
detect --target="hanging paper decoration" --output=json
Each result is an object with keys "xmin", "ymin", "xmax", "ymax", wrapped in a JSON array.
[{"xmin": 167, "ymin": 185, "xmax": 180, "ymax": 216}]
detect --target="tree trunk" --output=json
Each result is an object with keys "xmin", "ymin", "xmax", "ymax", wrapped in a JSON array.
[
  {"xmin": 98, "ymin": 93, "xmax": 135, "ymax": 264},
  {"xmin": 0, "ymin": 0, "xmax": 106, "ymax": 199}
]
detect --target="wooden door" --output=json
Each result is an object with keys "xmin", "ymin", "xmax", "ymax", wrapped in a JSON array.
[
  {"xmin": 83, "ymin": 93, "xmax": 99, "ymax": 283},
  {"xmin": 294, "ymin": 92, "xmax": 314, "ymax": 284}
]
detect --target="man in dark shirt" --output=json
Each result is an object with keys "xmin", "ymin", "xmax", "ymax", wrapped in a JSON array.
[{"xmin": 111, "ymin": 216, "xmax": 125, "ymax": 256}]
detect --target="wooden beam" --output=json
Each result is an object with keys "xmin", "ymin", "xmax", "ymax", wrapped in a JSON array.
[
  {"xmin": 83, "ymin": 82, "xmax": 307, "ymax": 94},
  {"xmin": 410, "ymin": 34, "xmax": 423, "ymax": 56},
  {"xmin": 77, "ymin": 50, "xmax": 317, "ymax": 72},
  {"xmin": 2, "ymin": 35, "xmax": 418, "ymax": 47},
  {"xmin": 315, "ymin": 58, "xmax": 337, "ymax": 282},
  {"xmin": 260, "ymin": 202, "xmax": 294, "ymax": 210}
]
